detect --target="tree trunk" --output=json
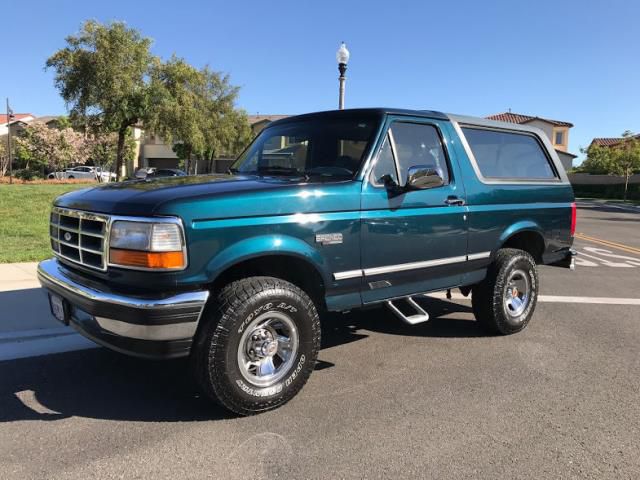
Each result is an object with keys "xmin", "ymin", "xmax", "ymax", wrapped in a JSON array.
[
  {"xmin": 115, "ymin": 124, "xmax": 128, "ymax": 182},
  {"xmin": 624, "ymin": 170, "xmax": 630, "ymax": 202}
]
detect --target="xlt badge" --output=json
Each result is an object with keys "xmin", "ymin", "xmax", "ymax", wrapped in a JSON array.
[{"xmin": 315, "ymin": 233, "xmax": 343, "ymax": 245}]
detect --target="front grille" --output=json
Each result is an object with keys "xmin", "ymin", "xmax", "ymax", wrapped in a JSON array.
[{"xmin": 50, "ymin": 207, "xmax": 109, "ymax": 271}]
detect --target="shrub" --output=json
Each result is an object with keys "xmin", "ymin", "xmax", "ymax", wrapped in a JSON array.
[{"xmin": 14, "ymin": 169, "xmax": 42, "ymax": 181}]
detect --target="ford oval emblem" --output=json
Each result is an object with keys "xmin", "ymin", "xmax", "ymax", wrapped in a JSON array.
[{"xmin": 64, "ymin": 232, "xmax": 72, "ymax": 242}]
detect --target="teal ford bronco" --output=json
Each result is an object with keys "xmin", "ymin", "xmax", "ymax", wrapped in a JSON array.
[{"xmin": 38, "ymin": 108, "xmax": 576, "ymax": 415}]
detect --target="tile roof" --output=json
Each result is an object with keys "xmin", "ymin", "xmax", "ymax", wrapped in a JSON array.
[
  {"xmin": 247, "ymin": 114, "xmax": 289, "ymax": 125},
  {"xmin": 0, "ymin": 113, "xmax": 33, "ymax": 124},
  {"xmin": 486, "ymin": 112, "xmax": 573, "ymax": 128},
  {"xmin": 590, "ymin": 135, "xmax": 640, "ymax": 147}
]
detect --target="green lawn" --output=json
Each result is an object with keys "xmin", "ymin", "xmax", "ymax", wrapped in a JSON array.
[{"xmin": 0, "ymin": 184, "xmax": 90, "ymax": 263}]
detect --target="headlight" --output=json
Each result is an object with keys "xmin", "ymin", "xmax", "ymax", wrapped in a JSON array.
[{"xmin": 108, "ymin": 219, "xmax": 186, "ymax": 270}]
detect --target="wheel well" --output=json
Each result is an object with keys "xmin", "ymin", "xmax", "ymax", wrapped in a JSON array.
[
  {"xmin": 211, "ymin": 255, "xmax": 326, "ymax": 309},
  {"xmin": 501, "ymin": 230, "xmax": 545, "ymax": 263}
]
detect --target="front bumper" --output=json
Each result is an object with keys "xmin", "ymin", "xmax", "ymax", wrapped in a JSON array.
[{"xmin": 37, "ymin": 258, "xmax": 209, "ymax": 359}]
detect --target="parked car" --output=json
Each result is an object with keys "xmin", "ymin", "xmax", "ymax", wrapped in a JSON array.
[
  {"xmin": 38, "ymin": 108, "xmax": 576, "ymax": 415},
  {"xmin": 134, "ymin": 167, "xmax": 186, "ymax": 179},
  {"xmin": 152, "ymin": 168, "xmax": 187, "ymax": 177},
  {"xmin": 48, "ymin": 166, "xmax": 116, "ymax": 182}
]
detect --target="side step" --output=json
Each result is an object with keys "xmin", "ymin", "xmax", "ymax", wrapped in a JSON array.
[{"xmin": 385, "ymin": 297, "xmax": 430, "ymax": 325}]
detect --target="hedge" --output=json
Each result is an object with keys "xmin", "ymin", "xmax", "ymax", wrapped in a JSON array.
[{"xmin": 571, "ymin": 183, "xmax": 640, "ymax": 201}]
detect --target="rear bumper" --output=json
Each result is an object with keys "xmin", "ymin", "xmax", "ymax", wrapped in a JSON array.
[
  {"xmin": 37, "ymin": 258, "xmax": 209, "ymax": 359},
  {"xmin": 547, "ymin": 247, "xmax": 577, "ymax": 270}
]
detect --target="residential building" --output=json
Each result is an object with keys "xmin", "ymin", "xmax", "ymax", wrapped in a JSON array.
[
  {"xmin": 589, "ymin": 134, "xmax": 640, "ymax": 149},
  {"xmin": 0, "ymin": 113, "xmax": 34, "ymax": 136},
  {"xmin": 486, "ymin": 111, "xmax": 577, "ymax": 171}
]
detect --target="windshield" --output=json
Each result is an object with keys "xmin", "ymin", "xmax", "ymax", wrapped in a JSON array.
[{"xmin": 232, "ymin": 115, "xmax": 380, "ymax": 179}]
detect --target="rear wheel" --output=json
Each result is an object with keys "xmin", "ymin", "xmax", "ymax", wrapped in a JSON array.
[
  {"xmin": 472, "ymin": 248, "xmax": 538, "ymax": 335},
  {"xmin": 191, "ymin": 276, "xmax": 320, "ymax": 415}
]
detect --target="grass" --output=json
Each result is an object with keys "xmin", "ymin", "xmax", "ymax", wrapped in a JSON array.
[{"xmin": 0, "ymin": 184, "xmax": 90, "ymax": 263}]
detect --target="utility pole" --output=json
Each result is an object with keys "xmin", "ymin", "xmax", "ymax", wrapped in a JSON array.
[{"xmin": 6, "ymin": 98, "xmax": 13, "ymax": 184}]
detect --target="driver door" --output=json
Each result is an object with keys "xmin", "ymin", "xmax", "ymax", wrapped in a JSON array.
[{"xmin": 360, "ymin": 117, "xmax": 468, "ymax": 303}]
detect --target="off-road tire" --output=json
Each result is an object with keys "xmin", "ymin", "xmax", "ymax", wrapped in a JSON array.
[
  {"xmin": 191, "ymin": 276, "xmax": 320, "ymax": 415},
  {"xmin": 471, "ymin": 248, "xmax": 538, "ymax": 335}
]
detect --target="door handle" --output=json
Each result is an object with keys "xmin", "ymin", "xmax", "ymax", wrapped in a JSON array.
[{"xmin": 445, "ymin": 196, "xmax": 465, "ymax": 206}]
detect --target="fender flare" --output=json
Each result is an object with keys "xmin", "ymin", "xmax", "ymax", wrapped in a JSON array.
[
  {"xmin": 497, "ymin": 220, "xmax": 546, "ymax": 251},
  {"xmin": 204, "ymin": 234, "xmax": 331, "ymax": 285}
]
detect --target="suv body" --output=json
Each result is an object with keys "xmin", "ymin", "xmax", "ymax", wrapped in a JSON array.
[{"xmin": 38, "ymin": 108, "xmax": 575, "ymax": 414}]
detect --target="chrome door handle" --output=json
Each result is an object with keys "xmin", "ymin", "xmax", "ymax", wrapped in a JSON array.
[{"xmin": 445, "ymin": 196, "xmax": 465, "ymax": 206}]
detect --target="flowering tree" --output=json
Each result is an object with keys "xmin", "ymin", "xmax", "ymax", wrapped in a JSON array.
[{"xmin": 16, "ymin": 123, "xmax": 88, "ymax": 172}]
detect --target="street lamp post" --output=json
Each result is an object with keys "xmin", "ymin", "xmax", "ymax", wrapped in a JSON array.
[
  {"xmin": 5, "ymin": 98, "xmax": 14, "ymax": 185},
  {"xmin": 336, "ymin": 42, "xmax": 350, "ymax": 110}
]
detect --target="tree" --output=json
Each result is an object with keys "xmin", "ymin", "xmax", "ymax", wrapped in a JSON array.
[
  {"xmin": 581, "ymin": 132, "xmax": 640, "ymax": 201},
  {"xmin": 46, "ymin": 20, "xmax": 155, "ymax": 180},
  {"xmin": 150, "ymin": 56, "xmax": 207, "ymax": 174},
  {"xmin": 611, "ymin": 131, "xmax": 640, "ymax": 202},
  {"xmin": 15, "ymin": 123, "xmax": 87, "ymax": 173},
  {"xmin": 579, "ymin": 144, "xmax": 614, "ymax": 175},
  {"xmin": 150, "ymin": 58, "xmax": 250, "ymax": 174}
]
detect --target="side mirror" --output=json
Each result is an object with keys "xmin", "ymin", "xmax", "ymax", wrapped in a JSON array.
[{"xmin": 406, "ymin": 165, "xmax": 444, "ymax": 190}]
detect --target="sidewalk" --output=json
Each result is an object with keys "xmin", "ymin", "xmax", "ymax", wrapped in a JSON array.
[{"xmin": 0, "ymin": 262, "xmax": 96, "ymax": 360}]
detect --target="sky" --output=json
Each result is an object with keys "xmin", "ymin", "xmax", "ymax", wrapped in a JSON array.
[{"xmin": 2, "ymin": 0, "xmax": 639, "ymax": 164}]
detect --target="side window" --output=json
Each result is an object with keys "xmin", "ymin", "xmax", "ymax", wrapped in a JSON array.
[
  {"xmin": 462, "ymin": 127, "xmax": 557, "ymax": 180},
  {"xmin": 390, "ymin": 123, "xmax": 450, "ymax": 186},
  {"xmin": 370, "ymin": 134, "xmax": 397, "ymax": 186}
]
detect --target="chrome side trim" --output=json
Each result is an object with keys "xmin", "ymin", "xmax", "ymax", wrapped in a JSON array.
[
  {"xmin": 364, "ymin": 255, "xmax": 467, "ymax": 276},
  {"xmin": 95, "ymin": 317, "xmax": 199, "ymax": 341},
  {"xmin": 37, "ymin": 258, "xmax": 209, "ymax": 311},
  {"xmin": 333, "ymin": 251, "xmax": 493, "ymax": 280},
  {"xmin": 333, "ymin": 269, "xmax": 364, "ymax": 280},
  {"xmin": 467, "ymin": 251, "xmax": 492, "ymax": 261}
]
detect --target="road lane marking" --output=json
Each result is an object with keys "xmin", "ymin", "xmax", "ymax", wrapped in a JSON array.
[
  {"xmin": 537, "ymin": 295, "xmax": 640, "ymax": 305},
  {"xmin": 575, "ymin": 233, "xmax": 640, "ymax": 255},
  {"xmin": 427, "ymin": 292, "xmax": 640, "ymax": 305}
]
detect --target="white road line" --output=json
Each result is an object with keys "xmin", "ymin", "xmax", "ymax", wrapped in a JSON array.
[
  {"xmin": 427, "ymin": 292, "xmax": 640, "ymax": 305},
  {"xmin": 538, "ymin": 295, "xmax": 640, "ymax": 305}
]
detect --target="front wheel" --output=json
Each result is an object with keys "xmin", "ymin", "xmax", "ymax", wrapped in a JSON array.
[
  {"xmin": 472, "ymin": 248, "xmax": 539, "ymax": 335},
  {"xmin": 191, "ymin": 277, "xmax": 320, "ymax": 415}
]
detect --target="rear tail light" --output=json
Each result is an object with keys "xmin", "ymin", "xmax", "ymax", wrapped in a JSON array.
[{"xmin": 570, "ymin": 202, "xmax": 577, "ymax": 236}]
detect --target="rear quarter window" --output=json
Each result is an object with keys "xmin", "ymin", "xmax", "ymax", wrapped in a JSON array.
[{"xmin": 462, "ymin": 127, "xmax": 557, "ymax": 180}]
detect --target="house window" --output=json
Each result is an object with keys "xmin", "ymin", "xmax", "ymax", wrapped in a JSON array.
[{"xmin": 554, "ymin": 130, "xmax": 564, "ymax": 145}]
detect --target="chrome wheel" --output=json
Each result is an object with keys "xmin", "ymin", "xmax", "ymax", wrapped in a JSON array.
[
  {"xmin": 503, "ymin": 269, "xmax": 531, "ymax": 319},
  {"xmin": 237, "ymin": 311, "xmax": 299, "ymax": 388}
]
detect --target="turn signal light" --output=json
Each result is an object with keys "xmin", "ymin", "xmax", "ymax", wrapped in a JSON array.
[{"xmin": 109, "ymin": 249, "xmax": 186, "ymax": 270}]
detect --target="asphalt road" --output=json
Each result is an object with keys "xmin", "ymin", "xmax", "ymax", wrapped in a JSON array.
[{"xmin": 1, "ymin": 200, "xmax": 639, "ymax": 479}]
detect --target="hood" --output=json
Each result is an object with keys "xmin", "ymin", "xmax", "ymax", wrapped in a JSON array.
[{"xmin": 54, "ymin": 174, "xmax": 359, "ymax": 219}]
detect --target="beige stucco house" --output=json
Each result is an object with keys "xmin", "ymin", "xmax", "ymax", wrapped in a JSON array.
[{"xmin": 486, "ymin": 112, "xmax": 577, "ymax": 171}]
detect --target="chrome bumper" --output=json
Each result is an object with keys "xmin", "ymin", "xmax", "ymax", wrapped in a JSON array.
[{"xmin": 37, "ymin": 258, "xmax": 209, "ymax": 357}]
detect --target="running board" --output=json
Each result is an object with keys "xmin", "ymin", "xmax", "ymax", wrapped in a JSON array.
[{"xmin": 385, "ymin": 297, "xmax": 430, "ymax": 325}]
